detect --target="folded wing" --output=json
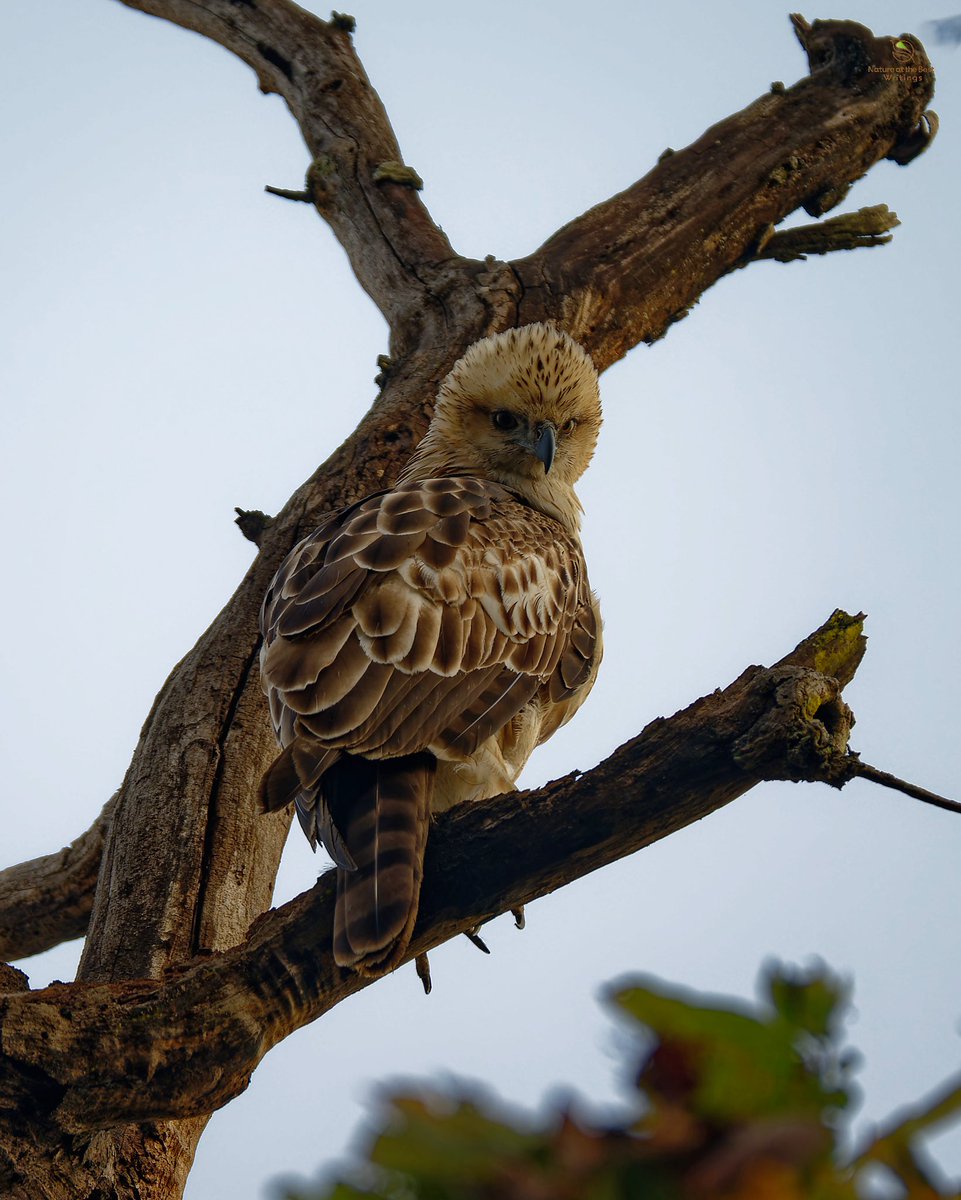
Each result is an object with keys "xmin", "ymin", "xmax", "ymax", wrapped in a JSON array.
[{"xmin": 258, "ymin": 475, "xmax": 599, "ymax": 970}]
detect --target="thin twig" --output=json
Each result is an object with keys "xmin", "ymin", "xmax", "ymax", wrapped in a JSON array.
[
  {"xmin": 264, "ymin": 184, "xmax": 312, "ymax": 202},
  {"xmin": 751, "ymin": 204, "xmax": 900, "ymax": 264},
  {"xmin": 854, "ymin": 761, "xmax": 961, "ymax": 817}
]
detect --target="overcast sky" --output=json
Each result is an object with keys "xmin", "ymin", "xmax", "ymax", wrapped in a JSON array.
[{"xmin": 3, "ymin": 2, "xmax": 960, "ymax": 1196}]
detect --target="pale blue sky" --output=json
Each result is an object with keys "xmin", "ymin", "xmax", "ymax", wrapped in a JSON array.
[{"xmin": 2, "ymin": 2, "xmax": 960, "ymax": 1196}]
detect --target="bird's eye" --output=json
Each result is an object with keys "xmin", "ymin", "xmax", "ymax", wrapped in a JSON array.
[
  {"xmin": 560, "ymin": 418, "xmax": 578, "ymax": 435},
  {"xmin": 492, "ymin": 410, "xmax": 519, "ymax": 431}
]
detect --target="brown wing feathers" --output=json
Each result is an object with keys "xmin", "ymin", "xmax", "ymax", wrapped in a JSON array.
[
  {"xmin": 259, "ymin": 475, "xmax": 599, "ymax": 974},
  {"xmin": 258, "ymin": 325, "xmax": 603, "ymax": 978}
]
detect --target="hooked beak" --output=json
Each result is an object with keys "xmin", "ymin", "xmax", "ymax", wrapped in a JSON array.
[{"xmin": 526, "ymin": 422, "xmax": 557, "ymax": 474}]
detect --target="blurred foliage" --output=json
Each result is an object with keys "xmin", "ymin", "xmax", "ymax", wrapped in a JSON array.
[{"xmin": 282, "ymin": 962, "xmax": 961, "ymax": 1200}]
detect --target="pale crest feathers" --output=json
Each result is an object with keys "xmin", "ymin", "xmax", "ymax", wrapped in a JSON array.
[
  {"xmin": 441, "ymin": 323, "xmax": 600, "ymax": 423},
  {"xmin": 400, "ymin": 324, "xmax": 602, "ymax": 531},
  {"xmin": 259, "ymin": 323, "xmax": 603, "ymax": 976}
]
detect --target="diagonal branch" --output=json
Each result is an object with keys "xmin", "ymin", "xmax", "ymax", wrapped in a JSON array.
[
  {"xmin": 512, "ymin": 18, "xmax": 936, "ymax": 365},
  {"xmin": 0, "ymin": 794, "xmax": 117, "ymax": 961},
  {"xmin": 114, "ymin": 0, "xmax": 463, "ymax": 354},
  {"xmin": 0, "ymin": 612, "xmax": 868, "ymax": 1134}
]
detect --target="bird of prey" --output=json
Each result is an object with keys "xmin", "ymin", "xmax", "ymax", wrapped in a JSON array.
[{"xmin": 258, "ymin": 323, "xmax": 603, "ymax": 977}]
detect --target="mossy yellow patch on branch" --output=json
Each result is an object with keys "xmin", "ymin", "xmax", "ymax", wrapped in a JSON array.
[
  {"xmin": 810, "ymin": 610, "xmax": 866, "ymax": 679},
  {"xmin": 373, "ymin": 161, "xmax": 424, "ymax": 190}
]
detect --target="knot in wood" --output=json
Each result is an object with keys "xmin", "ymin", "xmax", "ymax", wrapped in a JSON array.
[
  {"xmin": 792, "ymin": 17, "xmax": 873, "ymax": 85},
  {"xmin": 731, "ymin": 666, "xmax": 854, "ymax": 786},
  {"xmin": 473, "ymin": 258, "xmax": 521, "ymax": 328},
  {"xmin": 306, "ymin": 154, "xmax": 339, "ymax": 208},
  {"xmin": 234, "ymin": 507, "xmax": 274, "ymax": 547},
  {"xmin": 372, "ymin": 161, "xmax": 423, "ymax": 190}
]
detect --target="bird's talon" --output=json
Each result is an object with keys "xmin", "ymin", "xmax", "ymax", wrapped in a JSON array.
[
  {"xmin": 512, "ymin": 906, "xmax": 526, "ymax": 930},
  {"xmin": 415, "ymin": 952, "xmax": 432, "ymax": 994},
  {"xmin": 465, "ymin": 927, "xmax": 491, "ymax": 954}
]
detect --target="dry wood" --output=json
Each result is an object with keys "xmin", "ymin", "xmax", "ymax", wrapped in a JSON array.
[
  {"xmin": 0, "ymin": 5, "xmax": 936, "ymax": 1197},
  {"xmin": 1, "ymin": 614, "xmax": 862, "ymax": 1133},
  {"xmin": 0, "ymin": 795, "xmax": 117, "ymax": 961}
]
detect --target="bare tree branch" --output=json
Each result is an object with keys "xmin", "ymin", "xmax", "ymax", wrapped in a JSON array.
[
  {"xmin": 748, "ymin": 204, "xmax": 900, "ymax": 263},
  {"xmin": 0, "ymin": 794, "xmax": 117, "ymax": 961},
  {"xmin": 0, "ymin": 612, "xmax": 866, "ymax": 1142},
  {"xmin": 110, "ymin": 3, "xmax": 937, "ymax": 375},
  {"xmin": 853, "ymin": 762, "xmax": 961, "ymax": 817},
  {"xmin": 113, "ymin": 0, "xmax": 468, "ymax": 356},
  {"xmin": 512, "ymin": 19, "xmax": 935, "ymax": 362}
]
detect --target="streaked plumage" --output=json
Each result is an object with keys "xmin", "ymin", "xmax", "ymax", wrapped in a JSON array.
[{"xmin": 259, "ymin": 324, "xmax": 603, "ymax": 975}]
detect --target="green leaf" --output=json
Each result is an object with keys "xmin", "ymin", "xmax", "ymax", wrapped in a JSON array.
[
  {"xmin": 762, "ymin": 960, "xmax": 849, "ymax": 1039},
  {"xmin": 279, "ymin": 965, "xmax": 959, "ymax": 1200},
  {"xmin": 610, "ymin": 970, "xmax": 848, "ymax": 1123},
  {"xmin": 370, "ymin": 1092, "xmax": 539, "ymax": 1184}
]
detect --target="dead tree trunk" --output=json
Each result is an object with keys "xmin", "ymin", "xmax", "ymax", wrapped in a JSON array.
[{"xmin": 0, "ymin": 6, "xmax": 936, "ymax": 1197}]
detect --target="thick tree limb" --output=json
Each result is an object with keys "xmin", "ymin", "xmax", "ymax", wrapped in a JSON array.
[
  {"xmin": 0, "ymin": 794, "xmax": 117, "ymax": 961},
  {"xmin": 513, "ymin": 20, "xmax": 935, "ymax": 362},
  {"xmin": 110, "ymin": 2, "xmax": 936, "ymax": 370},
  {"xmin": 113, "ymin": 0, "xmax": 467, "ymax": 357},
  {"xmin": 0, "ymin": 612, "xmax": 865, "ymax": 1143}
]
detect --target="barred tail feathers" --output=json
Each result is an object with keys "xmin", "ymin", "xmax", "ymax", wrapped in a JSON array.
[{"xmin": 325, "ymin": 753, "xmax": 435, "ymax": 974}]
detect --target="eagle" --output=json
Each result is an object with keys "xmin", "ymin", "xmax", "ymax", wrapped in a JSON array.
[{"xmin": 258, "ymin": 324, "xmax": 603, "ymax": 976}]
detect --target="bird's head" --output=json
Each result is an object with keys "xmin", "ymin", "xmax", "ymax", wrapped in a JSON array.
[{"xmin": 401, "ymin": 324, "xmax": 602, "ymax": 530}]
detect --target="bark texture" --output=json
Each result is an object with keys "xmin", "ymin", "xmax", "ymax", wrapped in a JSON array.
[
  {"xmin": 0, "ymin": 795, "xmax": 117, "ymax": 962},
  {"xmin": 0, "ymin": 5, "xmax": 935, "ymax": 1197},
  {"xmin": 1, "ymin": 614, "xmax": 864, "ymax": 1134}
]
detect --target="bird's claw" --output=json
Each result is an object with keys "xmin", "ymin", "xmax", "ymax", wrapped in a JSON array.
[{"xmin": 464, "ymin": 925, "xmax": 491, "ymax": 954}]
